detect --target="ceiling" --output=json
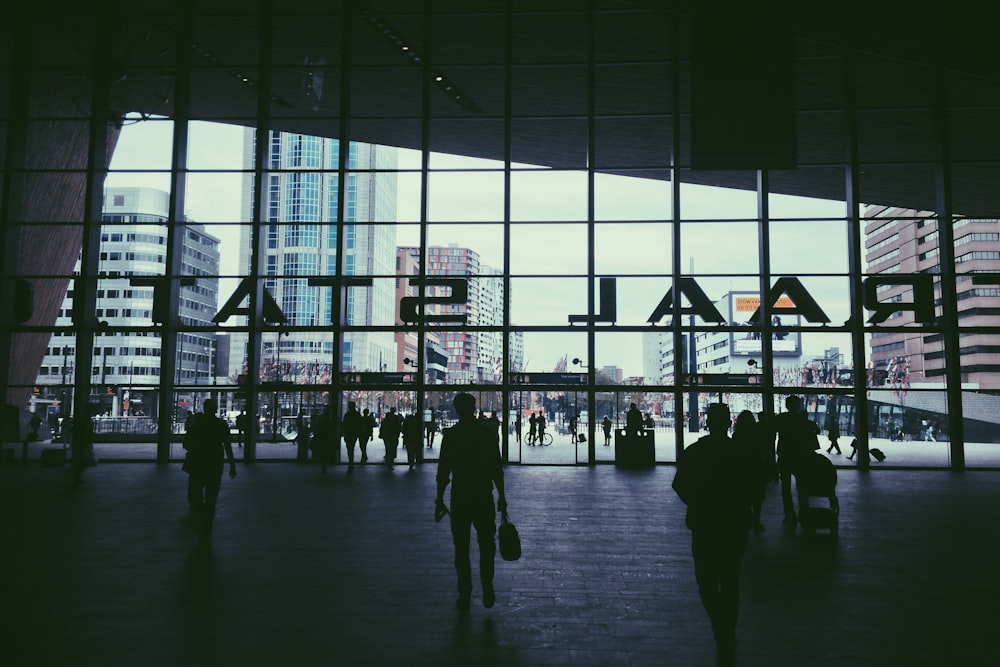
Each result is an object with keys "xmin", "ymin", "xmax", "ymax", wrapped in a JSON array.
[{"xmin": 26, "ymin": 1, "xmax": 1000, "ymax": 216}]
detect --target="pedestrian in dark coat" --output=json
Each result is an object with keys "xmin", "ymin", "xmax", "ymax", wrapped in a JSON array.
[
  {"xmin": 379, "ymin": 407, "xmax": 402, "ymax": 468},
  {"xmin": 435, "ymin": 393, "xmax": 508, "ymax": 612},
  {"xmin": 183, "ymin": 398, "xmax": 237, "ymax": 541},
  {"xmin": 672, "ymin": 402, "xmax": 756, "ymax": 656}
]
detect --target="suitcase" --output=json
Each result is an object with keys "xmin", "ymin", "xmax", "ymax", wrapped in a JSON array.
[
  {"xmin": 799, "ymin": 502, "xmax": 839, "ymax": 536},
  {"xmin": 870, "ymin": 447, "xmax": 886, "ymax": 462}
]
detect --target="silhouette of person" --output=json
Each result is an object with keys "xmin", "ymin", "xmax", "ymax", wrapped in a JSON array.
[
  {"xmin": 625, "ymin": 402, "xmax": 643, "ymax": 438},
  {"xmin": 536, "ymin": 411, "xmax": 547, "ymax": 444},
  {"xmin": 513, "ymin": 412, "xmax": 522, "ymax": 446},
  {"xmin": 846, "ymin": 437, "xmax": 859, "ymax": 461},
  {"xmin": 379, "ymin": 407, "xmax": 402, "ymax": 468},
  {"xmin": 311, "ymin": 404, "xmax": 337, "ymax": 474},
  {"xmin": 403, "ymin": 413, "xmax": 423, "ymax": 471},
  {"xmin": 235, "ymin": 410, "xmax": 247, "ymax": 447},
  {"xmin": 435, "ymin": 393, "xmax": 508, "ymax": 611},
  {"xmin": 826, "ymin": 419, "xmax": 842, "ymax": 455},
  {"xmin": 359, "ymin": 408, "xmax": 375, "ymax": 463},
  {"xmin": 732, "ymin": 410, "xmax": 769, "ymax": 533},
  {"xmin": 527, "ymin": 412, "xmax": 538, "ymax": 445},
  {"xmin": 425, "ymin": 413, "xmax": 438, "ymax": 448},
  {"xmin": 296, "ymin": 410, "xmax": 311, "ymax": 461},
  {"xmin": 672, "ymin": 402, "xmax": 756, "ymax": 655},
  {"xmin": 602, "ymin": 415, "xmax": 613, "ymax": 446},
  {"xmin": 183, "ymin": 398, "xmax": 236, "ymax": 540},
  {"xmin": 772, "ymin": 395, "xmax": 820, "ymax": 527},
  {"xmin": 568, "ymin": 414, "xmax": 578, "ymax": 441},
  {"xmin": 22, "ymin": 411, "xmax": 42, "ymax": 464},
  {"xmin": 342, "ymin": 401, "xmax": 363, "ymax": 472},
  {"xmin": 71, "ymin": 404, "xmax": 98, "ymax": 485}
]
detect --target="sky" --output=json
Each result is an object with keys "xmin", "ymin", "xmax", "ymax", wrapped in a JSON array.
[{"xmin": 105, "ymin": 118, "xmax": 851, "ymax": 378}]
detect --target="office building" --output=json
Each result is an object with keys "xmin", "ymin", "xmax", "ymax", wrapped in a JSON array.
[
  {"xmin": 865, "ymin": 205, "xmax": 1000, "ymax": 390},
  {"xmin": 33, "ymin": 186, "xmax": 220, "ymax": 420}
]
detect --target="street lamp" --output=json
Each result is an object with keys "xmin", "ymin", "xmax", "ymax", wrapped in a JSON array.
[{"xmin": 571, "ymin": 357, "xmax": 588, "ymax": 433}]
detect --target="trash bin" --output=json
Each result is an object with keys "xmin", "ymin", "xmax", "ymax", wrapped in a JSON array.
[{"xmin": 615, "ymin": 428, "xmax": 654, "ymax": 468}]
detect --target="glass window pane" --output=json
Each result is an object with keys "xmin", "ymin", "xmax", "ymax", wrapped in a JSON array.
[
  {"xmin": 510, "ymin": 224, "xmax": 589, "ymax": 275},
  {"xmin": 510, "ymin": 171, "xmax": 588, "ymax": 222},
  {"xmin": 681, "ymin": 221, "xmax": 759, "ymax": 274},
  {"xmin": 510, "ymin": 278, "xmax": 586, "ymax": 327}
]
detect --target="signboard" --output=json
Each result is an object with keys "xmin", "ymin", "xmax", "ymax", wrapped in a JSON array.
[
  {"xmin": 729, "ymin": 292, "xmax": 801, "ymax": 357},
  {"xmin": 510, "ymin": 372, "xmax": 587, "ymax": 385},
  {"xmin": 684, "ymin": 373, "xmax": 760, "ymax": 386},
  {"xmin": 341, "ymin": 372, "xmax": 416, "ymax": 384}
]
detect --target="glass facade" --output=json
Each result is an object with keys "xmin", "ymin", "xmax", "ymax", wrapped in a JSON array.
[{"xmin": 2, "ymin": 3, "xmax": 999, "ymax": 469}]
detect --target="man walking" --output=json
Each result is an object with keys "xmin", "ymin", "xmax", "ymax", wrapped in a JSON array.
[
  {"xmin": 379, "ymin": 407, "xmax": 402, "ymax": 468},
  {"xmin": 772, "ymin": 395, "xmax": 820, "ymax": 526},
  {"xmin": 435, "ymin": 393, "xmax": 508, "ymax": 611},
  {"xmin": 342, "ymin": 401, "xmax": 363, "ymax": 472},
  {"xmin": 672, "ymin": 402, "xmax": 756, "ymax": 656},
  {"xmin": 183, "ymin": 398, "xmax": 237, "ymax": 541}
]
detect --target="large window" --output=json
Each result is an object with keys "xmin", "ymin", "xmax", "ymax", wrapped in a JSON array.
[{"xmin": 3, "ymin": 4, "xmax": 998, "ymax": 469}]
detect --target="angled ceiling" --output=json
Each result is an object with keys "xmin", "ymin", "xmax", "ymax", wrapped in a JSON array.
[{"xmin": 22, "ymin": 1, "xmax": 1000, "ymax": 216}]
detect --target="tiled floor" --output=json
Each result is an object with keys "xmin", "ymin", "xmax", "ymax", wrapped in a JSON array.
[{"xmin": 1, "ymin": 457, "xmax": 997, "ymax": 666}]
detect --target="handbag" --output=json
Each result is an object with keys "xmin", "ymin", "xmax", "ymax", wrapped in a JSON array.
[{"xmin": 498, "ymin": 510, "xmax": 521, "ymax": 561}]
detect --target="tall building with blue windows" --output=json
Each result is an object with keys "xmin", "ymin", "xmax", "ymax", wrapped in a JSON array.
[{"xmin": 237, "ymin": 130, "xmax": 398, "ymax": 381}]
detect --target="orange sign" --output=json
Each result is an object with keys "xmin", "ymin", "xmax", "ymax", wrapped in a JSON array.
[{"xmin": 734, "ymin": 296, "xmax": 795, "ymax": 312}]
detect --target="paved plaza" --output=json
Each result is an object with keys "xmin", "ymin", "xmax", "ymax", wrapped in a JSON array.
[{"xmin": 2, "ymin": 455, "xmax": 998, "ymax": 666}]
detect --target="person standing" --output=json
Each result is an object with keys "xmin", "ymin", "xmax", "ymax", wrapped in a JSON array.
[
  {"xmin": 772, "ymin": 395, "xmax": 820, "ymax": 527},
  {"xmin": 536, "ymin": 411, "xmax": 547, "ymax": 444},
  {"xmin": 403, "ymin": 413, "xmax": 423, "ymax": 470},
  {"xmin": 342, "ymin": 401, "xmax": 363, "ymax": 472},
  {"xmin": 311, "ymin": 404, "xmax": 337, "ymax": 474},
  {"xmin": 527, "ymin": 412, "xmax": 538, "ymax": 445},
  {"xmin": 625, "ymin": 402, "xmax": 643, "ymax": 438},
  {"xmin": 359, "ymin": 408, "xmax": 375, "ymax": 464},
  {"xmin": 602, "ymin": 415, "xmax": 613, "ymax": 446},
  {"xmin": 379, "ymin": 407, "xmax": 402, "ymax": 468},
  {"xmin": 672, "ymin": 403, "xmax": 756, "ymax": 655},
  {"xmin": 183, "ymin": 398, "xmax": 237, "ymax": 541},
  {"xmin": 295, "ymin": 410, "xmax": 311, "ymax": 462},
  {"xmin": 732, "ymin": 410, "xmax": 769, "ymax": 533},
  {"xmin": 425, "ymin": 412, "xmax": 438, "ymax": 449},
  {"xmin": 435, "ymin": 393, "xmax": 508, "ymax": 611},
  {"xmin": 235, "ymin": 410, "xmax": 247, "ymax": 447}
]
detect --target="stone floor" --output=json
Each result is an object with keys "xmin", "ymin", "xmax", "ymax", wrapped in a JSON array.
[{"xmin": 1, "ymin": 458, "xmax": 997, "ymax": 666}]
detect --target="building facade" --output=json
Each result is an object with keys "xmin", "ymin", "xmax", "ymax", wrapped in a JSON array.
[
  {"xmin": 864, "ymin": 206, "xmax": 1000, "ymax": 390},
  {"xmin": 34, "ymin": 186, "xmax": 220, "ymax": 421}
]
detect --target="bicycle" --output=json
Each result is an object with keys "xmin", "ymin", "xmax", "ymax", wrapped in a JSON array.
[{"xmin": 524, "ymin": 431, "xmax": 552, "ymax": 446}]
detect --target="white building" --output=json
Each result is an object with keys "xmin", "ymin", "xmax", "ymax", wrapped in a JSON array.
[{"xmin": 35, "ymin": 186, "xmax": 220, "ymax": 419}]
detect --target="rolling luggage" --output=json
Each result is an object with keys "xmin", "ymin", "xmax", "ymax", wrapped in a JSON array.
[
  {"xmin": 796, "ymin": 452, "xmax": 839, "ymax": 536},
  {"xmin": 870, "ymin": 447, "xmax": 886, "ymax": 462}
]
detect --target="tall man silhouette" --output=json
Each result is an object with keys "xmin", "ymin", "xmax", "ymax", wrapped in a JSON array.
[
  {"xmin": 772, "ymin": 395, "xmax": 820, "ymax": 526},
  {"xmin": 341, "ymin": 401, "xmax": 363, "ymax": 472},
  {"xmin": 672, "ymin": 402, "xmax": 756, "ymax": 655},
  {"xmin": 435, "ymin": 393, "xmax": 508, "ymax": 611},
  {"xmin": 184, "ymin": 398, "xmax": 237, "ymax": 541}
]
